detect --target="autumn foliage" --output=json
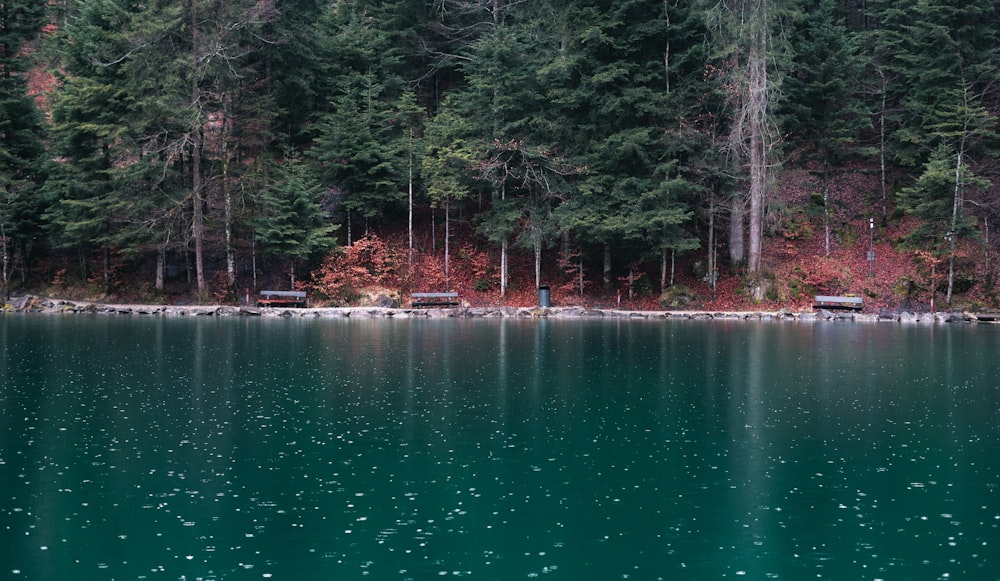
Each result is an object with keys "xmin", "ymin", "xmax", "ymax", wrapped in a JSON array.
[{"xmin": 310, "ymin": 234, "xmax": 404, "ymax": 303}]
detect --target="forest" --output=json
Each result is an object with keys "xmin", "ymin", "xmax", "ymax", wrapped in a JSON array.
[{"xmin": 1, "ymin": 0, "xmax": 999, "ymax": 310}]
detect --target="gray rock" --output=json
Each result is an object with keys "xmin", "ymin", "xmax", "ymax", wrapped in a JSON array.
[{"xmin": 373, "ymin": 295, "xmax": 398, "ymax": 308}]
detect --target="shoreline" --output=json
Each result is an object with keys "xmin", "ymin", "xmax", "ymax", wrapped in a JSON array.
[{"xmin": 4, "ymin": 294, "xmax": 992, "ymax": 323}]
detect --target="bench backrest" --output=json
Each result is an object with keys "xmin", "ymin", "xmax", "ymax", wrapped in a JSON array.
[
  {"xmin": 412, "ymin": 292, "xmax": 459, "ymax": 298},
  {"xmin": 260, "ymin": 290, "xmax": 307, "ymax": 298},
  {"xmin": 814, "ymin": 295, "xmax": 862, "ymax": 304}
]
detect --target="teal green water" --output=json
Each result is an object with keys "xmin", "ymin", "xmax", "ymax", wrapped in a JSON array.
[{"xmin": 1, "ymin": 315, "xmax": 998, "ymax": 580}]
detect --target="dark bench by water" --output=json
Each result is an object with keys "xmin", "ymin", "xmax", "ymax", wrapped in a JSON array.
[
  {"xmin": 257, "ymin": 290, "xmax": 308, "ymax": 308},
  {"xmin": 813, "ymin": 295, "xmax": 863, "ymax": 310},
  {"xmin": 411, "ymin": 292, "xmax": 459, "ymax": 308}
]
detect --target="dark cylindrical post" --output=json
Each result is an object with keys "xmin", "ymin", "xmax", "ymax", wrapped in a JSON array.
[{"xmin": 538, "ymin": 285, "xmax": 551, "ymax": 308}]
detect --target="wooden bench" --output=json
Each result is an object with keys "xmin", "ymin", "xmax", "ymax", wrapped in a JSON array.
[
  {"xmin": 411, "ymin": 292, "xmax": 460, "ymax": 308},
  {"xmin": 813, "ymin": 295, "xmax": 863, "ymax": 310},
  {"xmin": 257, "ymin": 290, "xmax": 308, "ymax": 308}
]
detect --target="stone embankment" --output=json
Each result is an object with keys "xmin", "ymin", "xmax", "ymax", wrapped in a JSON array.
[{"xmin": 5, "ymin": 294, "xmax": 994, "ymax": 323}]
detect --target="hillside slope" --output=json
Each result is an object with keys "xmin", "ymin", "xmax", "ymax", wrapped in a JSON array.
[
  {"xmin": 20, "ymin": 164, "xmax": 994, "ymax": 313},
  {"xmin": 305, "ymin": 167, "xmax": 994, "ymax": 313}
]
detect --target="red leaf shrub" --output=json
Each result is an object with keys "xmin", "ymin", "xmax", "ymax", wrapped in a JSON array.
[{"xmin": 310, "ymin": 234, "xmax": 403, "ymax": 303}]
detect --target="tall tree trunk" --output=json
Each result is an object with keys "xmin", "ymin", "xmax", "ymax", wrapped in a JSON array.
[
  {"xmin": 534, "ymin": 234, "xmax": 541, "ymax": 290},
  {"xmin": 500, "ymin": 236, "xmax": 508, "ymax": 298},
  {"xmin": 671, "ymin": 249, "xmax": 676, "ymax": 287},
  {"xmin": 533, "ymin": 243, "xmax": 541, "ymax": 290},
  {"xmin": 947, "ymin": 146, "xmax": 963, "ymax": 305},
  {"xmin": 877, "ymin": 66, "xmax": 888, "ymax": 220},
  {"xmin": 746, "ymin": 15, "xmax": 767, "ymax": 274},
  {"xmin": 661, "ymin": 247, "xmax": 668, "ymax": 292},
  {"xmin": 444, "ymin": 197, "xmax": 450, "ymax": 290},
  {"xmin": 717, "ymin": 0, "xmax": 772, "ymax": 273},
  {"xmin": 79, "ymin": 246, "xmax": 87, "ymax": 281},
  {"xmin": 0, "ymin": 219, "xmax": 9, "ymax": 301},
  {"xmin": 930, "ymin": 261, "xmax": 936, "ymax": 313},
  {"xmin": 603, "ymin": 244, "xmax": 612, "ymax": 289},
  {"xmin": 190, "ymin": 0, "xmax": 206, "ymax": 297},
  {"xmin": 408, "ymin": 135, "xmax": 414, "ymax": 268},
  {"xmin": 663, "ymin": 0, "xmax": 671, "ymax": 93},
  {"xmin": 156, "ymin": 245, "xmax": 165, "ymax": 291},
  {"xmin": 947, "ymin": 82, "xmax": 977, "ymax": 306},
  {"xmin": 708, "ymin": 193, "xmax": 717, "ymax": 290},
  {"xmin": 984, "ymin": 215, "xmax": 992, "ymax": 290},
  {"xmin": 729, "ymin": 196, "xmax": 745, "ymax": 266},
  {"xmin": 500, "ymin": 182, "xmax": 508, "ymax": 298},
  {"xmin": 251, "ymin": 235, "xmax": 258, "ymax": 292},
  {"xmin": 223, "ymin": 100, "xmax": 236, "ymax": 293},
  {"xmin": 192, "ymin": 130, "xmax": 205, "ymax": 297},
  {"xmin": 822, "ymin": 163, "xmax": 831, "ymax": 257}
]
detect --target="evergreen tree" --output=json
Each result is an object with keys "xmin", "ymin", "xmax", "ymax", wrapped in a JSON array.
[
  {"xmin": 782, "ymin": 0, "xmax": 867, "ymax": 161},
  {"xmin": 310, "ymin": 1, "xmax": 410, "ymax": 242},
  {"xmin": 898, "ymin": 145, "xmax": 984, "ymax": 248},
  {"xmin": 23, "ymin": 0, "xmax": 1000, "ymax": 305},
  {"xmin": 45, "ymin": 0, "xmax": 201, "ymax": 292},
  {"xmin": 49, "ymin": 0, "xmax": 282, "ymax": 295},
  {"xmin": 897, "ymin": 144, "xmax": 988, "ymax": 304},
  {"xmin": 267, "ymin": 0, "xmax": 330, "ymax": 147},
  {"xmin": 312, "ymin": 88, "xmax": 406, "ymax": 242},
  {"xmin": 868, "ymin": 0, "xmax": 999, "ymax": 169},
  {"xmin": 393, "ymin": 91, "xmax": 426, "ymax": 268},
  {"xmin": 781, "ymin": 0, "xmax": 869, "ymax": 255},
  {"xmin": 254, "ymin": 154, "xmax": 338, "ymax": 289},
  {"xmin": 422, "ymin": 102, "xmax": 477, "ymax": 289},
  {"xmin": 659, "ymin": 0, "xmax": 728, "ymax": 290},
  {"xmin": 547, "ymin": 0, "xmax": 697, "ymax": 290},
  {"xmin": 0, "ymin": 0, "xmax": 48, "ymax": 297},
  {"xmin": 869, "ymin": 0, "xmax": 998, "ymax": 302},
  {"xmin": 458, "ymin": 12, "xmax": 552, "ymax": 294},
  {"xmin": 633, "ymin": 165, "xmax": 699, "ymax": 292}
]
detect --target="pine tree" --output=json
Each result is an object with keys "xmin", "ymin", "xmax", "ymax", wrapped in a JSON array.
[
  {"xmin": 544, "ymin": 0, "xmax": 689, "ymax": 290},
  {"xmin": 310, "ymin": 1, "xmax": 410, "ymax": 242},
  {"xmin": 781, "ymin": 0, "xmax": 869, "ymax": 256},
  {"xmin": 458, "ymin": 13, "xmax": 552, "ymax": 294},
  {"xmin": 254, "ymin": 154, "xmax": 338, "ymax": 289},
  {"xmin": 869, "ymin": 0, "xmax": 999, "ymax": 302},
  {"xmin": 1, "ymin": 0, "xmax": 48, "ymax": 297},
  {"xmin": 897, "ymin": 144, "xmax": 988, "ymax": 305},
  {"xmin": 50, "ymin": 0, "xmax": 282, "ymax": 295},
  {"xmin": 266, "ymin": 0, "xmax": 330, "ymax": 147},
  {"xmin": 46, "ymin": 0, "xmax": 182, "ymax": 291},
  {"xmin": 868, "ymin": 0, "xmax": 999, "ymax": 169},
  {"xmin": 422, "ymin": 102, "xmax": 477, "ymax": 289}
]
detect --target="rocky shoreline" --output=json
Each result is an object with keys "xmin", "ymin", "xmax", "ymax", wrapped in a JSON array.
[{"xmin": 5, "ymin": 294, "xmax": 995, "ymax": 323}]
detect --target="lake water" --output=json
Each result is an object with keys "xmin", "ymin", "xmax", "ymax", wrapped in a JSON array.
[{"xmin": 1, "ymin": 315, "xmax": 998, "ymax": 580}]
